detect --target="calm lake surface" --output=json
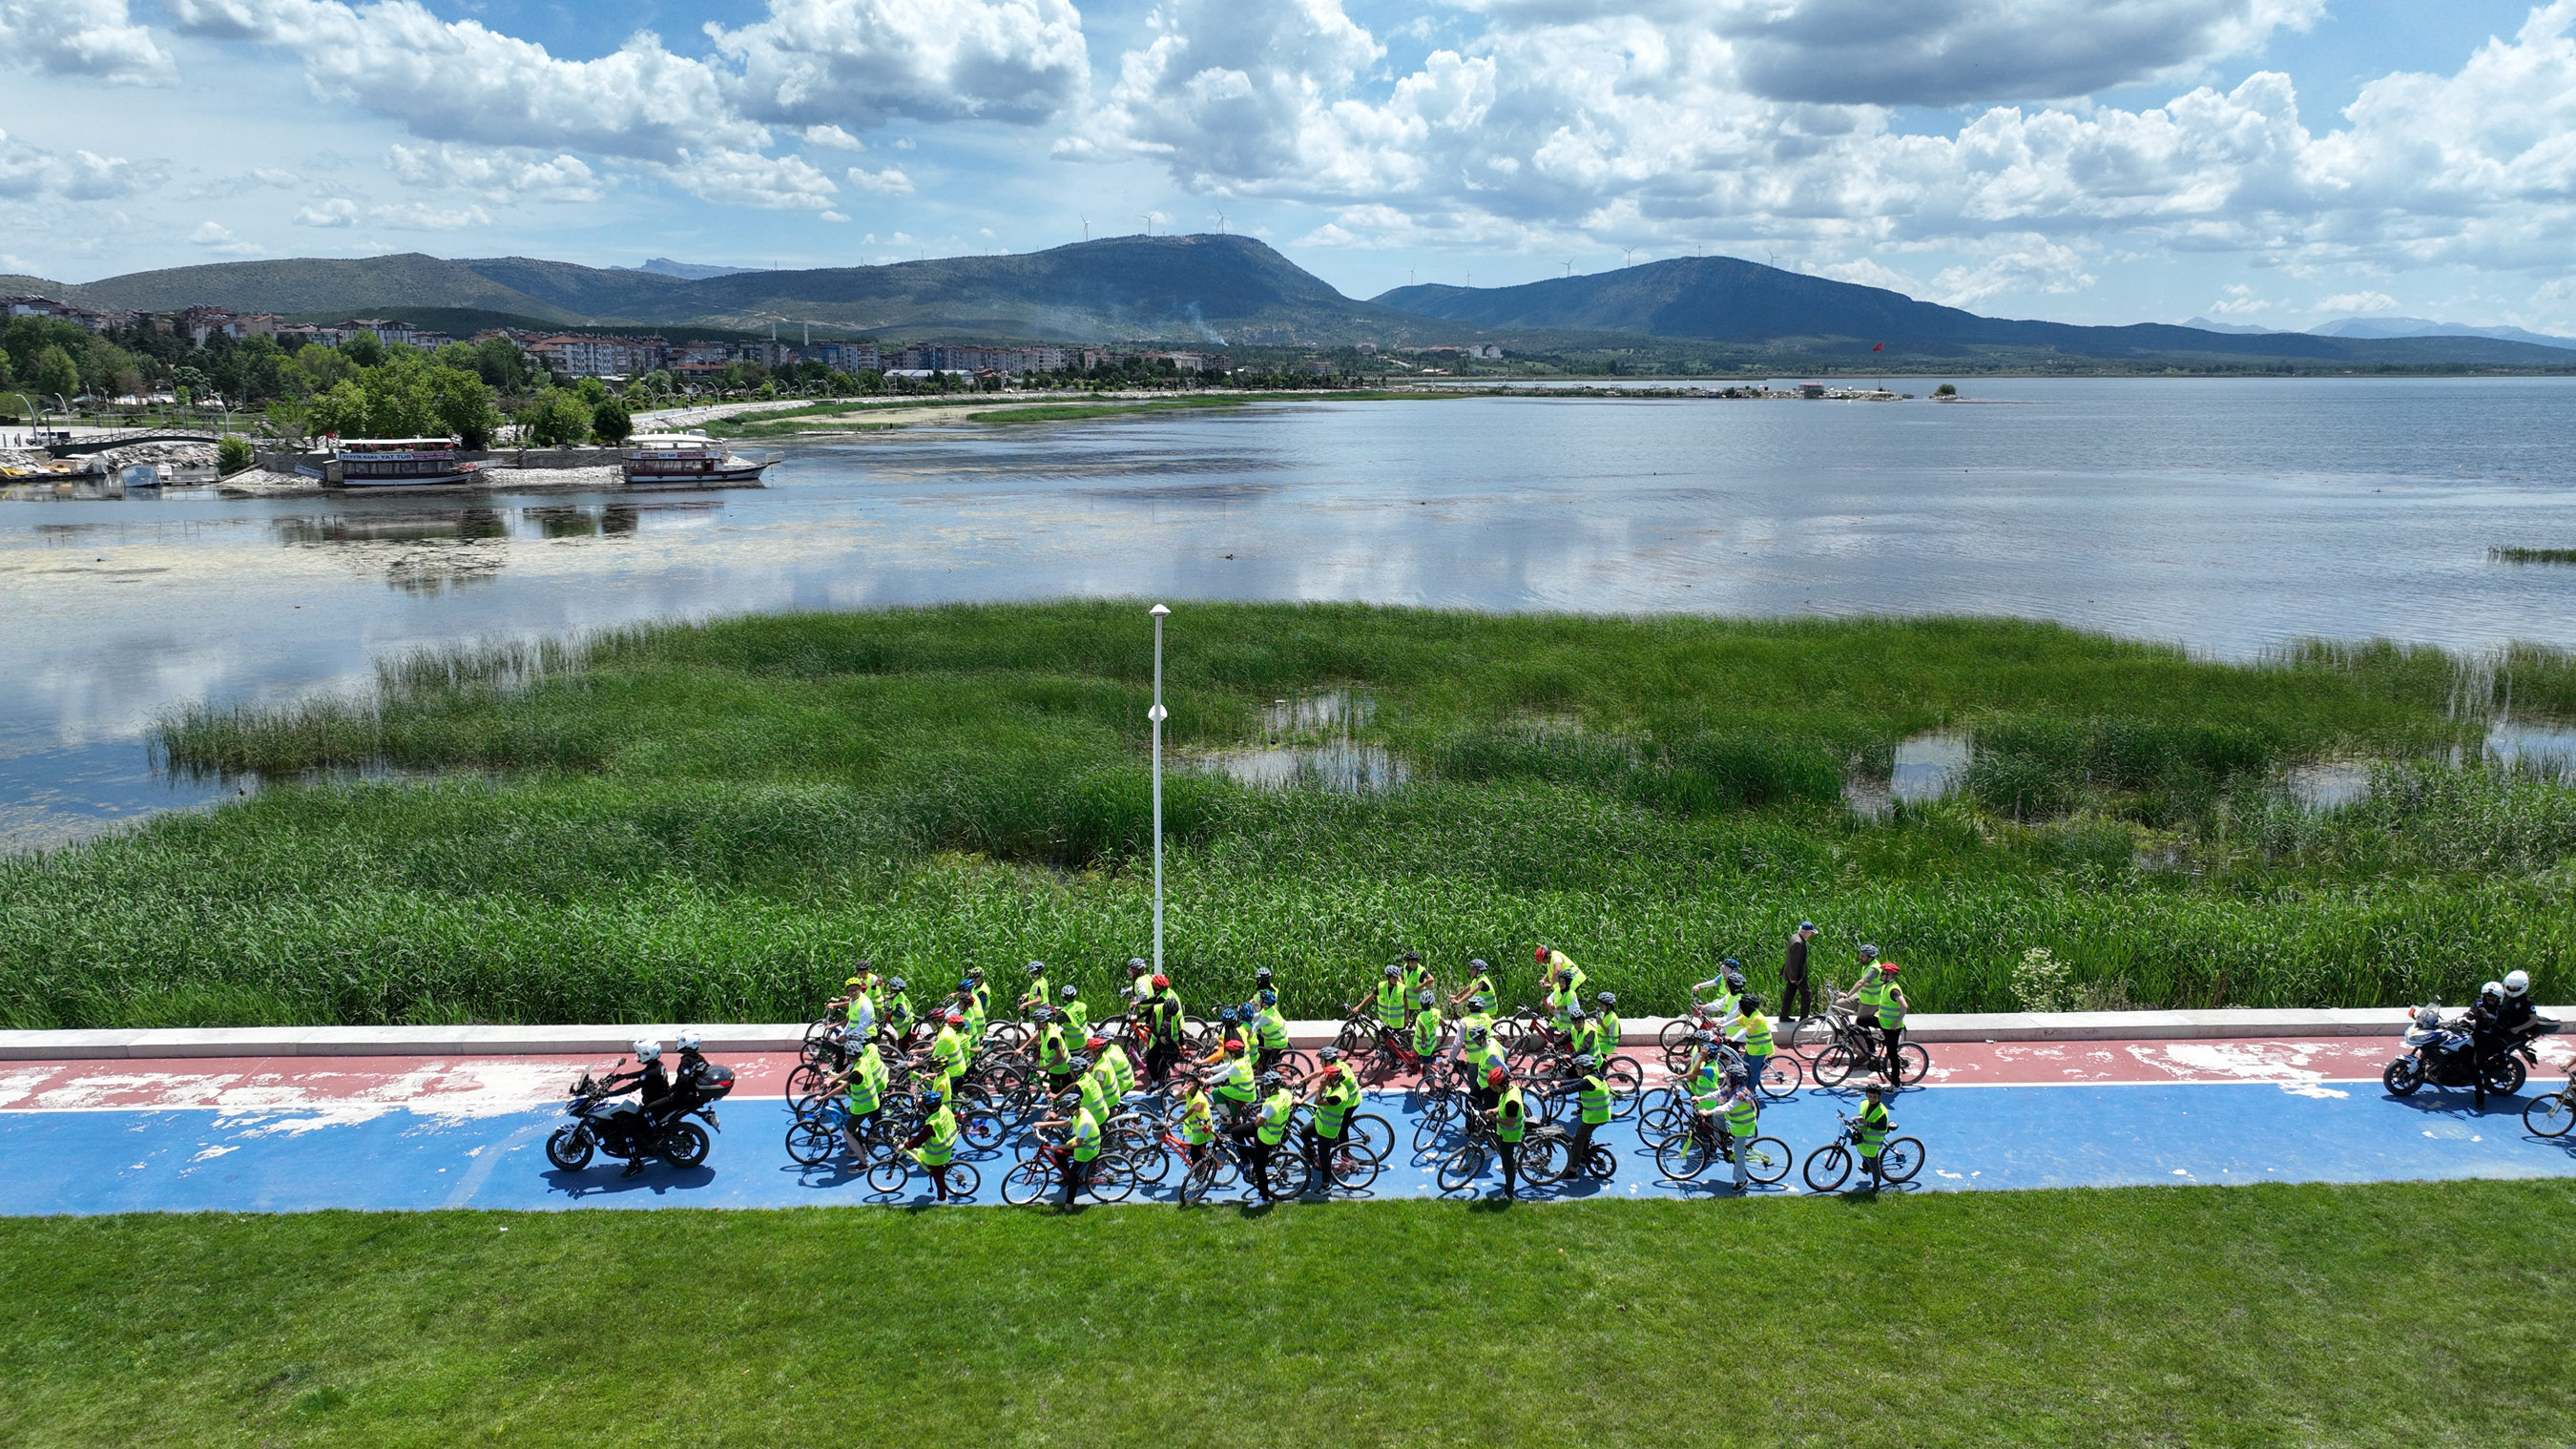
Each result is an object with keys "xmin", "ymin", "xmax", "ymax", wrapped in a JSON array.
[{"xmin": 7, "ymin": 376, "xmax": 2575, "ymax": 847}]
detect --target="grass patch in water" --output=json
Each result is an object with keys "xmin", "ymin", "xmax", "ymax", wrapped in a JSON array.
[
  {"xmin": 2492, "ymin": 546, "xmax": 2576, "ymax": 565},
  {"xmin": 11, "ymin": 605, "xmax": 2576, "ymax": 1028}
]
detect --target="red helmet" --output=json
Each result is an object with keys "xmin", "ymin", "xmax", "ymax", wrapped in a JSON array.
[
  {"xmin": 1486, "ymin": 1066, "xmax": 1508, "ymax": 1087},
  {"xmin": 1153, "ymin": 974, "xmax": 1170, "ymax": 988},
  {"xmin": 1224, "ymin": 1037, "xmax": 1244, "ymax": 1053},
  {"xmin": 1533, "ymin": 945, "xmax": 1549, "ymax": 963}
]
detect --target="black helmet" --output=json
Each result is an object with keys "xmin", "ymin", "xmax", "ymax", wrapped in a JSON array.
[
  {"xmin": 887, "ymin": 976, "xmax": 906, "ymax": 992},
  {"xmin": 1257, "ymin": 1071, "xmax": 1282, "ymax": 1090},
  {"xmin": 1402, "ymin": 950, "xmax": 1422, "ymax": 963},
  {"xmin": 1069, "ymin": 1054, "xmax": 1094, "ymax": 1072},
  {"xmin": 1026, "ymin": 960, "xmax": 1046, "ymax": 976},
  {"xmin": 1383, "ymin": 963, "xmax": 1401, "ymax": 978},
  {"xmin": 1468, "ymin": 958, "xmax": 1488, "ymax": 972},
  {"xmin": 1595, "ymin": 992, "xmax": 1615, "ymax": 1007},
  {"xmin": 1741, "ymin": 993, "xmax": 1765, "ymax": 1011}
]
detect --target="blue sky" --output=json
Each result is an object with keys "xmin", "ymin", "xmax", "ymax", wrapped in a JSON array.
[{"xmin": 4, "ymin": 0, "xmax": 2574, "ymax": 331}]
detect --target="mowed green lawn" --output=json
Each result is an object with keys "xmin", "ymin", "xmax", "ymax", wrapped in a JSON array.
[{"xmin": 4, "ymin": 1181, "xmax": 2569, "ymax": 1447}]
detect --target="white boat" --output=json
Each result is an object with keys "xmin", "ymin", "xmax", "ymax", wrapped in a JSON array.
[
  {"xmin": 622, "ymin": 432, "xmax": 777, "ymax": 486},
  {"xmin": 327, "ymin": 438, "xmax": 479, "ymax": 487}
]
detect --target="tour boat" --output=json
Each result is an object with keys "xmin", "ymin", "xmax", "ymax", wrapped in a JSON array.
[
  {"xmin": 327, "ymin": 437, "xmax": 479, "ymax": 487},
  {"xmin": 622, "ymin": 432, "xmax": 777, "ymax": 486}
]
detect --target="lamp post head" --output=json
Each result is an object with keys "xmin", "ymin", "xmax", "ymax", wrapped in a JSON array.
[{"xmin": 1150, "ymin": 604, "xmax": 1170, "ymax": 618}]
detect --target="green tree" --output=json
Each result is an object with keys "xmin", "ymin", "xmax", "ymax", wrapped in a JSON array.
[
  {"xmin": 590, "ymin": 398, "xmax": 632, "ymax": 445},
  {"xmin": 291, "ymin": 346, "xmax": 358, "ymax": 395},
  {"xmin": 0, "ymin": 348, "xmax": 13, "ymax": 390},
  {"xmin": 516, "ymin": 388, "xmax": 593, "ymax": 447},
  {"xmin": 341, "ymin": 330, "xmax": 387, "ymax": 368},
  {"xmin": 216, "ymin": 437, "xmax": 254, "ymax": 474},
  {"xmin": 34, "ymin": 344, "xmax": 80, "ymax": 402},
  {"xmin": 573, "ymin": 375, "xmax": 609, "ymax": 405}
]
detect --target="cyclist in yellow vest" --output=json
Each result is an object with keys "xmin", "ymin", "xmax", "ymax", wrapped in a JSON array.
[
  {"xmin": 1304, "ymin": 1048, "xmax": 1361, "ymax": 1187},
  {"xmin": 1017, "ymin": 960, "xmax": 1050, "ymax": 1018},
  {"xmin": 1032, "ymin": 1092, "xmax": 1102, "ymax": 1207},
  {"xmin": 1207, "ymin": 1037, "xmax": 1259, "ymax": 1125},
  {"xmin": 1252, "ymin": 988, "xmax": 1292, "ymax": 1073},
  {"xmin": 1855, "ymin": 1081, "xmax": 1895, "ymax": 1188},
  {"xmin": 1874, "ymin": 963, "xmax": 1911, "ymax": 1086},
  {"xmin": 1035, "ymin": 1007, "xmax": 1078, "ymax": 1096},
  {"xmin": 1178, "ymin": 1081, "xmax": 1217, "ymax": 1168},
  {"xmin": 1368, "ymin": 964, "xmax": 1410, "ymax": 1036},
  {"xmin": 1592, "ymin": 993, "xmax": 1622, "ymax": 1060},
  {"xmin": 1492, "ymin": 1068, "xmax": 1527, "ymax": 1200},
  {"xmin": 1451, "ymin": 995, "xmax": 1496, "ymax": 1075},
  {"xmin": 1460, "ymin": 1024, "xmax": 1506, "ymax": 1109},
  {"xmin": 921, "ymin": 1010, "xmax": 971, "ymax": 1103},
  {"xmin": 1398, "ymin": 949, "xmax": 1431, "ymax": 999},
  {"xmin": 1568, "ymin": 1054, "xmax": 1612, "ymax": 1180},
  {"xmin": 1719, "ymin": 1071, "xmax": 1761, "ymax": 1190},
  {"xmin": 1410, "ymin": 989, "xmax": 1445, "ymax": 1066},
  {"xmin": 831, "ymin": 1040, "xmax": 889, "ymax": 1159},
  {"xmin": 1248, "ymin": 1072, "xmax": 1298, "ymax": 1201},
  {"xmin": 1537, "ymin": 945, "xmax": 1586, "ymax": 998},
  {"xmin": 1730, "ymin": 992, "xmax": 1777, "ymax": 1096},
  {"xmin": 1057, "ymin": 983, "xmax": 1088, "ymax": 1032},
  {"xmin": 1449, "ymin": 958, "xmax": 1496, "ymax": 1010},
  {"xmin": 904, "ymin": 1087, "xmax": 961, "ymax": 1202}
]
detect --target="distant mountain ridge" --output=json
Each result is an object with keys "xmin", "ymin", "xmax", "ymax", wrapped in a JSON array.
[
  {"xmin": 14, "ymin": 240, "xmax": 2576, "ymax": 366},
  {"xmin": 2307, "ymin": 316, "xmax": 2576, "ymax": 350},
  {"xmin": 1371, "ymin": 257, "xmax": 2576, "ymax": 365}
]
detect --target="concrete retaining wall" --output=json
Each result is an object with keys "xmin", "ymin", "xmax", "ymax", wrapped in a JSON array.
[{"xmin": 2, "ymin": 1005, "xmax": 2534, "ymax": 1061}]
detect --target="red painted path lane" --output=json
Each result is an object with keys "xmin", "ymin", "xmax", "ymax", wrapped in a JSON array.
[{"xmin": 7, "ymin": 1036, "xmax": 2568, "ymax": 1116}]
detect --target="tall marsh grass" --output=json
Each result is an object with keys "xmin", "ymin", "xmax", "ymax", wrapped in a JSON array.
[{"xmin": 12, "ymin": 603, "xmax": 2576, "ymax": 1030}]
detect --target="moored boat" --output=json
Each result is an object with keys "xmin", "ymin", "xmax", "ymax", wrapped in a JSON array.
[
  {"xmin": 622, "ymin": 432, "xmax": 777, "ymax": 486},
  {"xmin": 327, "ymin": 437, "xmax": 479, "ymax": 487}
]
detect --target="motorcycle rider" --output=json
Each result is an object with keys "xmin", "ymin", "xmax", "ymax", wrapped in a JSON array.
[
  {"xmin": 601, "ymin": 1037, "xmax": 673, "ymax": 1177},
  {"xmin": 2468, "ymin": 981, "xmax": 2510, "ymax": 1106},
  {"xmin": 2500, "ymin": 969, "xmax": 2546, "ymax": 1051}
]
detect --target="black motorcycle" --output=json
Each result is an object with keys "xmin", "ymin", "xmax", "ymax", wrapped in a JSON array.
[
  {"xmin": 2383, "ymin": 1014, "xmax": 2535, "ymax": 1097},
  {"xmin": 546, "ymin": 1057, "xmax": 737, "ymax": 1172}
]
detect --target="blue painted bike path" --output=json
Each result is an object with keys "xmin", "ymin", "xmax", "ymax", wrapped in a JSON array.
[{"xmin": 6, "ymin": 1076, "xmax": 2570, "ymax": 1214}]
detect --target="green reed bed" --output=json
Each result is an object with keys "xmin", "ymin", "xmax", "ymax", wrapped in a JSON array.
[
  {"xmin": 2492, "ymin": 546, "xmax": 2576, "ymax": 565},
  {"xmin": 13, "ymin": 603, "xmax": 2576, "ymax": 1030}
]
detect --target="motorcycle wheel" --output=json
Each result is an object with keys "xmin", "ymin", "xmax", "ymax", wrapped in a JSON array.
[
  {"xmin": 661, "ymin": 1121, "xmax": 711, "ymax": 1170},
  {"xmin": 545, "ymin": 1125, "xmax": 593, "ymax": 1171},
  {"xmin": 2484, "ymin": 1055, "xmax": 2528, "ymax": 1097},
  {"xmin": 2382, "ymin": 1056, "xmax": 2423, "ymax": 1097}
]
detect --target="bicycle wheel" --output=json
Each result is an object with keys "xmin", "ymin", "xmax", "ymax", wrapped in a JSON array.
[
  {"xmin": 2524, "ymin": 1090, "xmax": 2576, "ymax": 1137},
  {"xmin": 1658, "ymin": 1018, "xmax": 1693, "ymax": 1057},
  {"xmin": 1811, "ymin": 1043, "xmax": 1860, "ymax": 1088},
  {"xmin": 1178, "ymin": 1151, "xmax": 1233, "ymax": 1206},
  {"xmin": 1519, "ymin": 1130, "xmax": 1569, "ymax": 1186},
  {"xmin": 1127, "ymin": 1141, "xmax": 1174, "ymax": 1186},
  {"xmin": 1895, "ymin": 1044, "xmax": 1932, "ymax": 1086},
  {"xmin": 1263, "ymin": 1149, "xmax": 1312, "ymax": 1199},
  {"xmin": 1605, "ymin": 1056, "xmax": 1645, "ymax": 1119},
  {"xmin": 1663, "ymin": 1037, "xmax": 1697, "ymax": 1076},
  {"xmin": 1583, "ymin": 1143, "xmax": 1617, "ymax": 1183},
  {"xmin": 1742, "ymin": 1136, "xmax": 1793, "ymax": 1186},
  {"xmin": 1001, "ymin": 1158, "xmax": 1053, "ymax": 1206},
  {"xmin": 1655, "ymin": 1130, "xmax": 1715, "ymax": 1182},
  {"xmin": 1332, "ymin": 1022, "xmax": 1371, "ymax": 1055},
  {"xmin": 1326, "ymin": 1141, "xmax": 1383, "ymax": 1192},
  {"xmin": 1880, "ymin": 1137, "xmax": 1924, "ymax": 1184},
  {"xmin": 1755, "ymin": 1054, "xmax": 1804, "ymax": 1100},
  {"xmin": 866, "ymin": 1158, "xmax": 912, "ymax": 1194},
  {"xmin": 783, "ymin": 1061, "xmax": 829, "ymax": 1104},
  {"xmin": 957, "ymin": 1101, "xmax": 1007, "ymax": 1152},
  {"xmin": 1276, "ymin": 1048, "xmax": 1316, "ymax": 1077},
  {"xmin": 944, "ymin": 1161, "xmax": 981, "ymax": 1201},
  {"xmin": 1345, "ymin": 1113, "xmax": 1395, "ymax": 1163},
  {"xmin": 1803, "ymin": 1143, "xmax": 1853, "ymax": 1192},
  {"xmin": 784, "ymin": 1118, "xmax": 840, "ymax": 1168},
  {"xmin": 1637, "ymin": 1087, "xmax": 1687, "ymax": 1144},
  {"xmin": 1086, "ymin": 1152, "xmax": 1135, "ymax": 1204},
  {"xmin": 1436, "ymin": 1142, "xmax": 1487, "ymax": 1193}
]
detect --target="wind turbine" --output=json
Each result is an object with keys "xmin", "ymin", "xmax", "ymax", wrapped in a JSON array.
[
  {"xmin": 1562, "ymin": 259, "xmax": 1574, "ymax": 278},
  {"xmin": 1215, "ymin": 212, "xmax": 1228, "ymax": 234},
  {"xmin": 1622, "ymin": 248, "xmax": 1637, "ymax": 267},
  {"xmin": 1139, "ymin": 214, "xmax": 1153, "ymax": 237},
  {"xmin": 1081, "ymin": 216, "xmax": 1090, "ymax": 241}
]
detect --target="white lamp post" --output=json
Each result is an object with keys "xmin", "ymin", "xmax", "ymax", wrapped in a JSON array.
[{"xmin": 1149, "ymin": 603, "xmax": 1170, "ymax": 980}]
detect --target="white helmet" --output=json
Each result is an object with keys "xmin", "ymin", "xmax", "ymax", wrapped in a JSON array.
[
  {"xmin": 2505, "ymin": 970, "xmax": 2530, "ymax": 997},
  {"xmin": 633, "ymin": 1037, "xmax": 663, "ymax": 1062},
  {"xmin": 2482, "ymin": 981, "xmax": 2504, "ymax": 1000},
  {"xmin": 676, "ymin": 1028, "xmax": 703, "ymax": 1051},
  {"xmin": 2414, "ymin": 1006, "xmax": 2440, "ymax": 1028}
]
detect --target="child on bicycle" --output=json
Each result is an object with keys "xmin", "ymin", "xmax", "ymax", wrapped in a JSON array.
[
  {"xmin": 904, "ymin": 1087, "xmax": 960, "ymax": 1202},
  {"xmin": 1304, "ymin": 1047, "xmax": 1361, "ymax": 1186},
  {"xmin": 1855, "ymin": 1082, "xmax": 1895, "ymax": 1189}
]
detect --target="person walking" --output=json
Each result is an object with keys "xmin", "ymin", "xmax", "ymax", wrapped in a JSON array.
[
  {"xmin": 1492, "ymin": 1070, "xmax": 1528, "ymax": 1200},
  {"xmin": 1781, "ymin": 921, "xmax": 1818, "ymax": 1022}
]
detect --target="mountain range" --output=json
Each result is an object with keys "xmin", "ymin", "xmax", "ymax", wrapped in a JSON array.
[
  {"xmin": 2184, "ymin": 314, "xmax": 2576, "ymax": 350},
  {"xmin": 5, "ymin": 237, "xmax": 2571, "ymax": 368}
]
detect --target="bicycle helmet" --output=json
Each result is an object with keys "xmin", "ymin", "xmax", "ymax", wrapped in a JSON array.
[
  {"xmin": 1257, "ymin": 1071, "xmax": 1282, "ymax": 1090},
  {"xmin": 1417, "ymin": 990, "xmax": 1435, "ymax": 1006},
  {"xmin": 945, "ymin": 1010, "xmax": 964, "ymax": 1025},
  {"xmin": 1572, "ymin": 1053, "xmax": 1599, "ymax": 1071},
  {"xmin": 1085, "ymin": 1036, "xmax": 1108, "ymax": 1053},
  {"xmin": 1223, "ymin": 1037, "xmax": 1245, "ymax": 1053},
  {"xmin": 676, "ymin": 1028, "xmax": 702, "ymax": 1052},
  {"xmin": 1719, "ymin": 957, "xmax": 1744, "ymax": 971},
  {"xmin": 966, "ymin": 966, "xmax": 985, "ymax": 981},
  {"xmin": 1692, "ymin": 1031, "xmax": 1715, "ymax": 1046},
  {"xmin": 1464, "ymin": 1025, "xmax": 1487, "ymax": 1044},
  {"xmin": 1258, "ymin": 988, "xmax": 1278, "ymax": 1005},
  {"xmin": 1468, "ymin": 958, "xmax": 1488, "ymax": 973},
  {"xmin": 1486, "ymin": 1066, "xmax": 1508, "ymax": 1087},
  {"xmin": 1402, "ymin": 950, "xmax": 1423, "ymax": 963},
  {"xmin": 1566, "ymin": 1004, "xmax": 1588, "ymax": 1022},
  {"xmin": 1880, "ymin": 961, "xmax": 1902, "ymax": 975},
  {"xmin": 1858, "ymin": 943, "xmax": 1880, "ymax": 961},
  {"xmin": 1383, "ymin": 963, "xmax": 1402, "ymax": 979},
  {"xmin": 1319, "ymin": 1046, "xmax": 1342, "ymax": 1064},
  {"xmin": 1722, "ymin": 1066, "xmax": 1744, "ymax": 1086},
  {"xmin": 1026, "ymin": 960, "xmax": 1046, "ymax": 977},
  {"xmin": 1472, "ymin": 994, "xmax": 1492, "ymax": 1010},
  {"xmin": 2506, "ymin": 969, "xmax": 2531, "ymax": 996},
  {"xmin": 921, "ymin": 1088, "xmax": 944, "ymax": 1106},
  {"xmin": 887, "ymin": 977, "xmax": 906, "ymax": 992},
  {"xmin": 1862, "ymin": 1082, "xmax": 1883, "ymax": 1098},
  {"xmin": 1740, "ymin": 993, "xmax": 1765, "ymax": 1012},
  {"xmin": 1061, "ymin": 984, "xmax": 1079, "ymax": 1000},
  {"xmin": 632, "ymin": 1037, "xmax": 662, "ymax": 1062},
  {"xmin": 1153, "ymin": 974, "xmax": 1170, "ymax": 989},
  {"xmin": 1595, "ymin": 992, "xmax": 1616, "ymax": 1008},
  {"xmin": 1129, "ymin": 957, "xmax": 1150, "ymax": 974}
]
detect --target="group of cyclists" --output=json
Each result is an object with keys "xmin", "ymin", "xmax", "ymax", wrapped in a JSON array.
[{"xmin": 794, "ymin": 921, "xmax": 1929, "ymax": 1204}]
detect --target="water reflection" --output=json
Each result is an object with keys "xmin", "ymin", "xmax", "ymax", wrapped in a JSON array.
[{"xmin": 1846, "ymin": 731, "xmax": 1973, "ymax": 818}]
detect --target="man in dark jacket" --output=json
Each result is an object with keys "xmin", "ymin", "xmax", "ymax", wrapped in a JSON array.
[{"xmin": 1780, "ymin": 921, "xmax": 1818, "ymax": 1022}]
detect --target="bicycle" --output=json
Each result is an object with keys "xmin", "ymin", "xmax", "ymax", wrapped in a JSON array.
[
  {"xmin": 866, "ymin": 1149, "xmax": 983, "ymax": 1201},
  {"xmin": 1652, "ymin": 1112, "xmax": 1790, "ymax": 1187},
  {"xmin": 1801, "ymin": 1114, "xmax": 1922, "ymax": 1191},
  {"xmin": 1179, "ymin": 1130, "xmax": 1309, "ymax": 1203},
  {"xmin": 2524, "ymin": 1075, "xmax": 2576, "ymax": 1137},
  {"xmin": 784, "ymin": 1096, "xmax": 904, "ymax": 1169},
  {"xmin": 1808, "ymin": 1022, "xmax": 1928, "ymax": 1089},
  {"xmin": 1435, "ymin": 1105, "xmax": 1560, "ymax": 1193},
  {"xmin": 1291, "ymin": 1106, "xmax": 1386, "ymax": 1193},
  {"xmin": 1000, "ymin": 1138, "xmax": 1134, "ymax": 1206}
]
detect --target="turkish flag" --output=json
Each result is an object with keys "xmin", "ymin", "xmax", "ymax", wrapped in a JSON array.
[{"xmin": 1872, "ymin": 342, "xmax": 1884, "ymax": 352}]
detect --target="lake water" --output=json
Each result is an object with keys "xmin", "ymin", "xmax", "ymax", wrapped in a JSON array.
[{"xmin": 8, "ymin": 376, "xmax": 2576, "ymax": 848}]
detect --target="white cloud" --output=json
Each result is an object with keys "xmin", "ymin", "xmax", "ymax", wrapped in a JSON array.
[
  {"xmin": 2318, "ymin": 290, "xmax": 2398, "ymax": 313},
  {"xmin": 1927, "ymin": 237, "xmax": 2098, "ymax": 307},
  {"xmin": 294, "ymin": 197, "xmax": 360, "ymax": 226},
  {"xmin": 385, "ymin": 142, "xmax": 603, "ymax": 202},
  {"xmin": 0, "ymin": 129, "xmax": 158, "ymax": 200},
  {"xmin": 2206, "ymin": 282, "xmax": 2269, "ymax": 315},
  {"xmin": 188, "ymin": 221, "xmax": 263, "ymax": 255},
  {"xmin": 802, "ymin": 124, "xmax": 864, "ymax": 149},
  {"xmin": 166, "ymin": 0, "xmax": 764, "ymax": 159},
  {"xmin": 845, "ymin": 164, "xmax": 915, "ymax": 194},
  {"xmin": 660, "ymin": 150, "xmax": 841, "ymax": 210},
  {"xmin": 372, "ymin": 199, "xmax": 491, "ymax": 229},
  {"xmin": 707, "ymin": 0, "xmax": 1088, "ymax": 128},
  {"xmin": 1722, "ymin": 0, "xmax": 2323, "ymax": 107},
  {"xmin": 0, "ymin": 0, "xmax": 177, "ymax": 86}
]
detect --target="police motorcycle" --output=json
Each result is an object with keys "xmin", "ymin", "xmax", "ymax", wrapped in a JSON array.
[
  {"xmin": 2382, "ymin": 1005, "xmax": 2534, "ymax": 1097},
  {"xmin": 546, "ymin": 1030, "xmax": 737, "ymax": 1173}
]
